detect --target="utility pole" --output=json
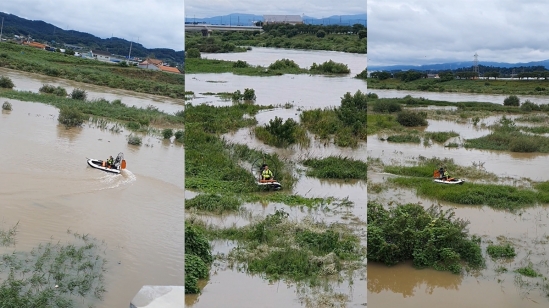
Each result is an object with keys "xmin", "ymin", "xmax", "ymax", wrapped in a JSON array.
[
  {"xmin": 0, "ymin": 17, "xmax": 4, "ymax": 42},
  {"xmin": 128, "ymin": 40, "xmax": 133, "ymax": 60}
]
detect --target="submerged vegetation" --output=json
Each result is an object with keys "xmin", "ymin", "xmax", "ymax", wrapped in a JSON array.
[
  {"xmin": 302, "ymin": 156, "xmax": 367, "ymax": 180},
  {"xmin": 254, "ymin": 117, "xmax": 309, "ymax": 148},
  {"xmin": 191, "ymin": 209, "xmax": 365, "ymax": 282},
  {"xmin": 301, "ymin": 90, "xmax": 367, "ymax": 147},
  {"xmin": 0, "ymin": 226, "xmax": 107, "ymax": 306},
  {"xmin": 367, "ymin": 202, "xmax": 484, "ymax": 274},
  {"xmin": 0, "ymin": 89, "xmax": 184, "ymax": 128},
  {"xmin": 465, "ymin": 116, "xmax": 549, "ymax": 153},
  {"xmin": 185, "ymin": 57, "xmax": 351, "ymax": 76}
]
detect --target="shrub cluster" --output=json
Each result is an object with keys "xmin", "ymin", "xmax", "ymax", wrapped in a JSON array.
[
  {"xmin": 367, "ymin": 202, "xmax": 484, "ymax": 274},
  {"xmin": 185, "ymin": 224, "xmax": 212, "ymax": 294},
  {"xmin": 396, "ymin": 110, "xmax": 428, "ymax": 127}
]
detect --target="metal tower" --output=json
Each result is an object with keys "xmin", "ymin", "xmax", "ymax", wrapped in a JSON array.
[{"xmin": 473, "ymin": 53, "xmax": 479, "ymax": 74}]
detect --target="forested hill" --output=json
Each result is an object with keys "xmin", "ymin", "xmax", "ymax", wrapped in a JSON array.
[{"xmin": 0, "ymin": 12, "xmax": 184, "ymax": 63}]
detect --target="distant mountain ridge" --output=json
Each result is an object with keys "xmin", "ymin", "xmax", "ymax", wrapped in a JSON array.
[
  {"xmin": 185, "ymin": 13, "xmax": 366, "ymax": 26},
  {"xmin": 369, "ymin": 59, "xmax": 549, "ymax": 72},
  {"xmin": 0, "ymin": 12, "xmax": 184, "ymax": 63}
]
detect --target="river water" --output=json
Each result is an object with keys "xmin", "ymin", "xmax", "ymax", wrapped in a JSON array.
[
  {"xmin": 372, "ymin": 88, "xmax": 549, "ymax": 105},
  {"xmin": 186, "ymin": 48, "xmax": 366, "ymax": 307},
  {"xmin": 0, "ymin": 77, "xmax": 184, "ymax": 307},
  {"xmin": 368, "ymin": 89, "xmax": 549, "ymax": 307}
]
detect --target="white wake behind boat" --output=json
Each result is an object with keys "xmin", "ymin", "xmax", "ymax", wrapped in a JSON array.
[{"xmin": 87, "ymin": 152, "xmax": 126, "ymax": 174}]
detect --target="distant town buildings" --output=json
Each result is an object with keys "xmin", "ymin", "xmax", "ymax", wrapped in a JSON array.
[
  {"xmin": 138, "ymin": 58, "xmax": 181, "ymax": 74},
  {"xmin": 263, "ymin": 15, "xmax": 303, "ymax": 25},
  {"xmin": 2, "ymin": 34, "xmax": 178, "ymax": 73}
]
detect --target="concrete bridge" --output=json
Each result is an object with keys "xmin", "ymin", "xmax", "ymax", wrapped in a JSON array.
[{"xmin": 185, "ymin": 24, "xmax": 263, "ymax": 32}]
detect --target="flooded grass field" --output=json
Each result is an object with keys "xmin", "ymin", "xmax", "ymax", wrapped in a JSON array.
[
  {"xmin": 185, "ymin": 47, "xmax": 366, "ymax": 307},
  {"xmin": 0, "ymin": 72, "xmax": 184, "ymax": 307},
  {"xmin": 368, "ymin": 91, "xmax": 549, "ymax": 307}
]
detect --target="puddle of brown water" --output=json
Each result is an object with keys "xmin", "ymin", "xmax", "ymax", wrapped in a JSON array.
[
  {"xmin": 0, "ymin": 67, "xmax": 184, "ymax": 114},
  {"xmin": 0, "ymin": 99, "xmax": 183, "ymax": 307}
]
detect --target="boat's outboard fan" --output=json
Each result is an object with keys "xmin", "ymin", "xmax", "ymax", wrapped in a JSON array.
[{"xmin": 114, "ymin": 152, "xmax": 124, "ymax": 168}]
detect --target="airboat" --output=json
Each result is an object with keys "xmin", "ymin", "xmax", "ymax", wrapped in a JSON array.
[
  {"xmin": 433, "ymin": 169, "xmax": 465, "ymax": 185},
  {"xmin": 251, "ymin": 157, "xmax": 282, "ymax": 190},
  {"xmin": 87, "ymin": 152, "xmax": 126, "ymax": 174}
]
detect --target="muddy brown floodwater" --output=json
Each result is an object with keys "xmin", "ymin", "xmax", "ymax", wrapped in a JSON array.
[
  {"xmin": 369, "ymin": 90, "xmax": 549, "ymax": 307},
  {"xmin": 186, "ymin": 48, "xmax": 366, "ymax": 307},
  {"xmin": 0, "ymin": 97, "xmax": 183, "ymax": 307}
]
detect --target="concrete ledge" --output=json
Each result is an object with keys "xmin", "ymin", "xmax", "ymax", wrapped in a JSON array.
[{"xmin": 130, "ymin": 285, "xmax": 185, "ymax": 308}]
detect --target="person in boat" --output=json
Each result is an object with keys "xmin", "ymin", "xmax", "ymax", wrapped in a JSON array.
[
  {"xmin": 443, "ymin": 168, "xmax": 450, "ymax": 181},
  {"xmin": 261, "ymin": 164, "xmax": 274, "ymax": 181},
  {"xmin": 438, "ymin": 167, "xmax": 444, "ymax": 179},
  {"xmin": 107, "ymin": 156, "xmax": 114, "ymax": 168}
]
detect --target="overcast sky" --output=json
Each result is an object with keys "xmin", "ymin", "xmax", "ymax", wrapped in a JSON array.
[
  {"xmin": 368, "ymin": 0, "xmax": 549, "ymax": 67},
  {"xmin": 2, "ymin": 0, "xmax": 184, "ymax": 50},
  {"xmin": 185, "ymin": 0, "xmax": 365, "ymax": 18}
]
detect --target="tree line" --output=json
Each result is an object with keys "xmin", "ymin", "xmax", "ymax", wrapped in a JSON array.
[{"xmin": 371, "ymin": 65, "xmax": 549, "ymax": 81}]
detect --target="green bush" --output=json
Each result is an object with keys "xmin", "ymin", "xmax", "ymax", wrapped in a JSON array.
[
  {"xmin": 262, "ymin": 116, "xmax": 300, "ymax": 146},
  {"xmin": 162, "ymin": 128, "xmax": 174, "ymax": 139},
  {"xmin": 367, "ymin": 92, "xmax": 379, "ymax": 99},
  {"xmin": 233, "ymin": 60, "xmax": 249, "ymax": 68},
  {"xmin": 503, "ymin": 95, "xmax": 520, "ymax": 106},
  {"xmin": 186, "ymin": 48, "xmax": 201, "ymax": 59},
  {"xmin": 39, "ymin": 84, "xmax": 68, "ymax": 97},
  {"xmin": 486, "ymin": 243, "xmax": 516, "ymax": 259},
  {"xmin": 509, "ymin": 138, "xmax": 539, "ymax": 152},
  {"xmin": 127, "ymin": 134, "xmax": 142, "ymax": 145},
  {"xmin": 174, "ymin": 130, "xmax": 184, "ymax": 142},
  {"xmin": 243, "ymin": 88, "xmax": 256, "ymax": 101},
  {"xmin": 316, "ymin": 30, "xmax": 326, "ymax": 38},
  {"xmin": 367, "ymin": 202, "xmax": 484, "ymax": 273},
  {"xmin": 396, "ymin": 110, "xmax": 428, "ymax": 127},
  {"xmin": 2, "ymin": 101, "xmax": 12, "ymax": 111},
  {"xmin": 310, "ymin": 60, "xmax": 350, "ymax": 74},
  {"xmin": 58, "ymin": 106, "xmax": 86, "ymax": 127},
  {"xmin": 386, "ymin": 134, "xmax": 421, "ymax": 143},
  {"xmin": 268, "ymin": 59, "xmax": 300, "ymax": 70},
  {"xmin": 372, "ymin": 100, "xmax": 401, "ymax": 113},
  {"xmin": 0, "ymin": 76, "xmax": 14, "ymax": 89},
  {"xmin": 185, "ymin": 224, "xmax": 212, "ymax": 264},
  {"xmin": 70, "ymin": 88, "xmax": 87, "ymax": 100},
  {"xmin": 356, "ymin": 69, "xmax": 367, "ymax": 79},
  {"xmin": 185, "ymin": 254, "xmax": 208, "ymax": 294},
  {"xmin": 126, "ymin": 122, "xmax": 141, "ymax": 131},
  {"xmin": 520, "ymin": 100, "xmax": 541, "ymax": 111}
]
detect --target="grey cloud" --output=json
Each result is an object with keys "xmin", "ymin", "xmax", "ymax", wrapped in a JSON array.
[
  {"xmin": 369, "ymin": 0, "xmax": 549, "ymax": 66},
  {"xmin": 3, "ymin": 0, "xmax": 184, "ymax": 50}
]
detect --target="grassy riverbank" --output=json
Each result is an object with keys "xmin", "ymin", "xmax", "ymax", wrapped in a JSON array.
[
  {"xmin": 0, "ymin": 42, "xmax": 185, "ymax": 99},
  {"xmin": 368, "ymin": 77, "xmax": 549, "ymax": 95}
]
